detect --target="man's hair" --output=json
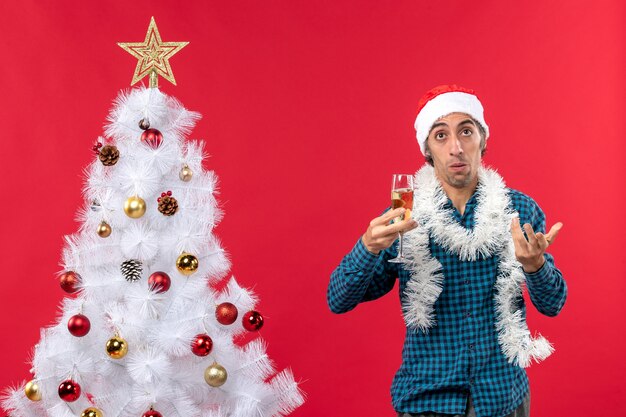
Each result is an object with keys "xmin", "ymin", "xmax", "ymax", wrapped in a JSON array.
[{"xmin": 423, "ymin": 118, "xmax": 487, "ymax": 166}]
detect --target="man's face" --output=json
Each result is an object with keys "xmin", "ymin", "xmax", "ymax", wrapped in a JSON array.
[{"xmin": 426, "ymin": 112, "xmax": 483, "ymax": 190}]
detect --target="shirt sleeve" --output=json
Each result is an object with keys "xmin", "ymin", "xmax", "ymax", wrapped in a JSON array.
[
  {"xmin": 522, "ymin": 201, "xmax": 568, "ymax": 317},
  {"xmin": 327, "ymin": 237, "xmax": 399, "ymax": 314}
]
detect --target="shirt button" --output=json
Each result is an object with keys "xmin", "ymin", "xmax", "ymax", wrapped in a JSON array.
[
  {"xmin": 465, "ymin": 311, "xmax": 472, "ymax": 318},
  {"xmin": 464, "ymin": 280, "xmax": 469, "ymax": 284},
  {"xmin": 470, "ymin": 378, "xmax": 475, "ymax": 384},
  {"xmin": 469, "ymin": 344, "xmax": 475, "ymax": 350}
]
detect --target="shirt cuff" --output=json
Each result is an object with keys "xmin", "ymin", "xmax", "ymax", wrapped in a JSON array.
[
  {"xmin": 347, "ymin": 238, "xmax": 382, "ymax": 271},
  {"xmin": 523, "ymin": 258, "xmax": 551, "ymax": 285}
]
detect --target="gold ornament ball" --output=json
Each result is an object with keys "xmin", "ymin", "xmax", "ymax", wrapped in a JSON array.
[
  {"xmin": 204, "ymin": 363, "xmax": 227, "ymax": 387},
  {"xmin": 97, "ymin": 221, "xmax": 112, "ymax": 238},
  {"xmin": 106, "ymin": 336, "xmax": 128, "ymax": 359},
  {"xmin": 176, "ymin": 253, "xmax": 199, "ymax": 276},
  {"xmin": 24, "ymin": 380, "xmax": 42, "ymax": 401},
  {"xmin": 81, "ymin": 407, "xmax": 103, "ymax": 417},
  {"xmin": 179, "ymin": 165, "xmax": 193, "ymax": 182},
  {"xmin": 124, "ymin": 196, "xmax": 146, "ymax": 218}
]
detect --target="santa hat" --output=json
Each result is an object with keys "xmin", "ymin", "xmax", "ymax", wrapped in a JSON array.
[{"xmin": 414, "ymin": 85, "xmax": 489, "ymax": 156}]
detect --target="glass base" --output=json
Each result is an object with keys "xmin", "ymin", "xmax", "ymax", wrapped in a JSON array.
[{"xmin": 387, "ymin": 256, "xmax": 405, "ymax": 263}]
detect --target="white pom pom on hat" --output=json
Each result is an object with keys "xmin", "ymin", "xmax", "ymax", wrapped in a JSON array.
[{"xmin": 414, "ymin": 84, "xmax": 489, "ymax": 156}]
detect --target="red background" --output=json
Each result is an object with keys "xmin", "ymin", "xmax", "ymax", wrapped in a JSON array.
[{"xmin": 0, "ymin": 1, "xmax": 624, "ymax": 416}]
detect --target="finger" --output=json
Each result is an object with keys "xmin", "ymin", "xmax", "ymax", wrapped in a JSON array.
[
  {"xmin": 545, "ymin": 222, "xmax": 563, "ymax": 245},
  {"xmin": 372, "ymin": 208, "xmax": 406, "ymax": 226},
  {"xmin": 398, "ymin": 219, "xmax": 419, "ymax": 233},
  {"xmin": 523, "ymin": 223, "xmax": 539, "ymax": 247},
  {"xmin": 510, "ymin": 217, "xmax": 529, "ymax": 249},
  {"xmin": 383, "ymin": 219, "xmax": 415, "ymax": 235},
  {"xmin": 536, "ymin": 232, "xmax": 549, "ymax": 251},
  {"xmin": 382, "ymin": 219, "xmax": 417, "ymax": 234}
]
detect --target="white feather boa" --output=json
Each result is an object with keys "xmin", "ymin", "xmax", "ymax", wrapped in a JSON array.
[{"xmin": 401, "ymin": 165, "xmax": 554, "ymax": 368}]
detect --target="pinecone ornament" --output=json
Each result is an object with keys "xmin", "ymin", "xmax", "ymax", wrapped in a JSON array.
[
  {"xmin": 158, "ymin": 191, "xmax": 178, "ymax": 216},
  {"xmin": 99, "ymin": 145, "xmax": 120, "ymax": 166},
  {"xmin": 120, "ymin": 259, "xmax": 143, "ymax": 282}
]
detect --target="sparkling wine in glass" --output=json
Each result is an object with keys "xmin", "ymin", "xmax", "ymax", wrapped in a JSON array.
[{"xmin": 388, "ymin": 174, "xmax": 414, "ymax": 263}]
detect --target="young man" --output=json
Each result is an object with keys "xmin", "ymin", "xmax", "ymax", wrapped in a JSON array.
[{"xmin": 327, "ymin": 85, "xmax": 567, "ymax": 417}]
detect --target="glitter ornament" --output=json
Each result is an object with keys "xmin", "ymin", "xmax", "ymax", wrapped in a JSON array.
[
  {"xmin": 68, "ymin": 314, "xmax": 91, "ymax": 337},
  {"xmin": 148, "ymin": 271, "xmax": 171, "ymax": 293},
  {"xmin": 97, "ymin": 221, "xmax": 112, "ymax": 238},
  {"xmin": 140, "ymin": 128, "xmax": 163, "ymax": 148},
  {"xmin": 59, "ymin": 271, "xmax": 81, "ymax": 294},
  {"xmin": 58, "ymin": 379, "xmax": 81, "ymax": 402},
  {"xmin": 191, "ymin": 333, "xmax": 213, "ymax": 356},
  {"xmin": 242, "ymin": 310, "xmax": 264, "ymax": 331},
  {"xmin": 118, "ymin": 17, "xmax": 188, "ymax": 87},
  {"xmin": 124, "ymin": 196, "xmax": 146, "ymax": 218},
  {"xmin": 176, "ymin": 253, "xmax": 198, "ymax": 276},
  {"xmin": 106, "ymin": 335, "xmax": 128, "ymax": 359},
  {"xmin": 204, "ymin": 363, "xmax": 227, "ymax": 387},
  {"xmin": 81, "ymin": 408, "xmax": 103, "ymax": 417},
  {"xmin": 215, "ymin": 302, "xmax": 238, "ymax": 325},
  {"xmin": 24, "ymin": 380, "xmax": 42, "ymax": 401}
]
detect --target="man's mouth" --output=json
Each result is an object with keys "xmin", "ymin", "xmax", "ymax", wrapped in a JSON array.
[{"xmin": 449, "ymin": 162, "xmax": 467, "ymax": 172}]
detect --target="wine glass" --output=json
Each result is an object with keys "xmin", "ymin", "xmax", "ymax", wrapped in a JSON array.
[{"xmin": 388, "ymin": 174, "xmax": 414, "ymax": 263}]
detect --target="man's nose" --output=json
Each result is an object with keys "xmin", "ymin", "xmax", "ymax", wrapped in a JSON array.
[{"xmin": 448, "ymin": 134, "xmax": 463, "ymax": 155}]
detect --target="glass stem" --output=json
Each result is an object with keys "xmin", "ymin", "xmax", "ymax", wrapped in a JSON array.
[{"xmin": 398, "ymin": 232, "xmax": 404, "ymax": 258}]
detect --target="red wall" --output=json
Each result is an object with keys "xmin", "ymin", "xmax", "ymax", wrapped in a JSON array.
[{"xmin": 1, "ymin": 1, "xmax": 624, "ymax": 416}]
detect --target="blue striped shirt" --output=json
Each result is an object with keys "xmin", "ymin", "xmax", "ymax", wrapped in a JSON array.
[{"xmin": 327, "ymin": 188, "xmax": 567, "ymax": 417}]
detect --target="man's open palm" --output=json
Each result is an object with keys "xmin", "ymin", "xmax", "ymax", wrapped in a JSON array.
[{"xmin": 511, "ymin": 217, "xmax": 563, "ymax": 273}]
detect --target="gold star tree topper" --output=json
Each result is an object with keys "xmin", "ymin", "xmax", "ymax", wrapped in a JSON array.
[{"xmin": 118, "ymin": 17, "xmax": 189, "ymax": 88}]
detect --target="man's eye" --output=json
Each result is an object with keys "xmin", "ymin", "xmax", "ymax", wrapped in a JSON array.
[
  {"xmin": 435, "ymin": 132, "xmax": 446, "ymax": 139},
  {"xmin": 462, "ymin": 129, "xmax": 472, "ymax": 136}
]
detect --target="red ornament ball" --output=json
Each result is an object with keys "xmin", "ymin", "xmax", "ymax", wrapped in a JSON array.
[
  {"xmin": 58, "ymin": 379, "xmax": 81, "ymax": 402},
  {"xmin": 140, "ymin": 128, "xmax": 163, "ymax": 148},
  {"xmin": 215, "ymin": 302, "xmax": 238, "ymax": 325},
  {"xmin": 142, "ymin": 409, "xmax": 162, "ymax": 417},
  {"xmin": 148, "ymin": 271, "xmax": 171, "ymax": 294},
  {"xmin": 59, "ymin": 271, "xmax": 81, "ymax": 294},
  {"xmin": 68, "ymin": 314, "xmax": 91, "ymax": 337},
  {"xmin": 242, "ymin": 310, "xmax": 264, "ymax": 331},
  {"xmin": 191, "ymin": 333, "xmax": 213, "ymax": 356}
]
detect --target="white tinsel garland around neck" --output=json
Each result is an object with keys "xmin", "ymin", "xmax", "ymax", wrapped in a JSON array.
[{"xmin": 401, "ymin": 164, "xmax": 554, "ymax": 368}]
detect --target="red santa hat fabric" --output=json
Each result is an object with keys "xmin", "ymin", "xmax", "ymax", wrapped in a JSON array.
[{"xmin": 414, "ymin": 85, "xmax": 490, "ymax": 156}]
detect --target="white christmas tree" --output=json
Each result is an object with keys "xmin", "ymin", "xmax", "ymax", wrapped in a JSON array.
[{"xmin": 2, "ymin": 18, "xmax": 303, "ymax": 417}]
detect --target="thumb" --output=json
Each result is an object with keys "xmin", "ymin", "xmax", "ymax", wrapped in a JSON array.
[{"xmin": 546, "ymin": 222, "xmax": 563, "ymax": 244}]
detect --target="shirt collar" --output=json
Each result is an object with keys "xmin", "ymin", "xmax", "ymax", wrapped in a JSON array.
[{"xmin": 444, "ymin": 192, "xmax": 479, "ymax": 222}]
